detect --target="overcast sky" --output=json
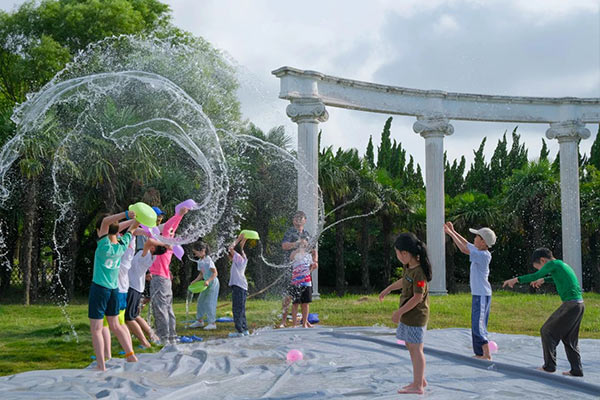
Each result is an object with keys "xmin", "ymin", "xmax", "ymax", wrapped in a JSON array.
[{"xmin": 1, "ymin": 0, "xmax": 599, "ymax": 168}]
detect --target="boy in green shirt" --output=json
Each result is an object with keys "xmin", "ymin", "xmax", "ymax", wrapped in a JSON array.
[{"xmin": 503, "ymin": 248, "xmax": 584, "ymax": 377}]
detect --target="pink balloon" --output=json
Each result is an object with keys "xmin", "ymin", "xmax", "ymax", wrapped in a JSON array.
[
  {"xmin": 150, "ymin": 227, "xmax": 160, "ymax": 237},
  {"xmin": 488, "ymin": 340, "xmax": 498, "ymax": 354},
  {"xmin": 396, "ymin": 339, "xmax": 405, "ymax": 346},
  {"xmin": 140, "ymin": 225, "xmax": 151, "ymax": 236},
  {"xmin": 173, "ymin": 245, "xmax": 184, "ymax": 260},
  {"xmin": 286, "ymin": 349, "xmax": 303, "ymax": 362},
  {"xmin": 175, "ymin": 199, "xmax": 197, "ymax": 215}
]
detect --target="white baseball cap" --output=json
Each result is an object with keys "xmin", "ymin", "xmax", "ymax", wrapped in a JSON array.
[{"xmin": 469, "ymin": 227, "xmax": 497, "ymax": 247}]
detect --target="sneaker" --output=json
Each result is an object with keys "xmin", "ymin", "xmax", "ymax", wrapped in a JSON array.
[
  {"xmin": 228, "ymin": 332, "xmax": 243, "ymax": 338},
  {"xmin": 242, "ymin": 330, "xmax": 250, "ymax": 336},
  {"xmin": 190, "ymin": 335, "xmax": 204, "ymax": 342},
  {"xmin": 204, "ymin": 323, "xmax": 217, "ymax": 330},
  {"xmin": 178, "ymin": 336, "xmax": 194, "ymax": 343},
  {"xmin": 189, "ymin": 320, "xmax": 204, "ymax": 328}
]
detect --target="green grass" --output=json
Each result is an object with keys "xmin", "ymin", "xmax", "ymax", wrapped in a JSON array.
[{"xmin": 0, "ymin": 291, "xmax": 598, "ymax": 376}]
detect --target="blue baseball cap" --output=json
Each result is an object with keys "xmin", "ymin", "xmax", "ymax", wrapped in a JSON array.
[{"xmin": 152, "ymin": 206, "xmax": 165, "ymax": 216}]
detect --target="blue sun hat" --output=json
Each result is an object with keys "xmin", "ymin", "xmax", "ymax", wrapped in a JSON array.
[{"xmin": 152, "ymin": 206, "xmax": 165, "ymax": 216}]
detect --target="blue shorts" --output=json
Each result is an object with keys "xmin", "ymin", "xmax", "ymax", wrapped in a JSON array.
[
  {"xmin": 88, "ymin": 282, "xmax": 119, "ymax": 319},
  {"xmin": 118, "ymin": 292, "xmax": 128, "ymax": 311}
]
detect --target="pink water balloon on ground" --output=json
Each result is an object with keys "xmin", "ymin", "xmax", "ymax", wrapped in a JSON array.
[
  {"xmin": 488, "ymin": 340, "xmax": 498, "ymax": 354},
  {"xmin": 286, "ymin": 349, "xmax": 303, "ymax": 362},
  {"xmin": 396, "ymin": 339, "xmax": 405, "ymax": 346}
]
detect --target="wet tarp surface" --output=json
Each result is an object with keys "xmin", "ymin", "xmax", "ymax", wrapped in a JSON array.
[{"xmin": 1, "ymin": 327, "xmax": 598, "ymax": 399}]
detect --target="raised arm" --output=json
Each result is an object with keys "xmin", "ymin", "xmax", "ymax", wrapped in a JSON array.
[
  {"xmin": 444, "ymin": 222, "xmax": 470, "ymax": 255},
  {"xmin": 161, "ymin": 207, "xmax": 188, "ymax": 238},
  {"xmin": 379, "ymin": 278, "xmax": 404, "ymax": 301},
  {"xmin": 98, "ymin": 211, "xmax": 131, "ymax": 237}
]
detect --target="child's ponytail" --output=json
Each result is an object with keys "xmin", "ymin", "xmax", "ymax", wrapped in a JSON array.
[{"xmin": 415, "ymin": 240, "xmax": 432, "ymax": 282}]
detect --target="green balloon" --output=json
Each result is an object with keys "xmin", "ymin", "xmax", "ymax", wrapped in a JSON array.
[{"xmin": 128, "ymin": 202, "xmax": 157, "ymax": 227}]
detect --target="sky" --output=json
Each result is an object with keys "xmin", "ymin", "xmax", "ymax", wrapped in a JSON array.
[{"xmin": 1, "ymin": 0, "xmax": 599, "ymax": 169}]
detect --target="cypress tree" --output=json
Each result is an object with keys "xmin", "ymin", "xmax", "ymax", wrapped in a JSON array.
[{"xmin": 365, "ymin": 135, "xmax": 375, "ymax": 169}]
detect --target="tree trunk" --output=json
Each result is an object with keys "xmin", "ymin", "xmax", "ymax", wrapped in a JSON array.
[
  {"xmin": 21, "ymin": 177, "xmax": 38, "ymax": 305},
  {"xmin": 334, "ymin": 209, "xmax": 345, "ymax": 296},
  {"xmin": 381, "ymin": 214, "xmax": 392, "ymax": 285},
  {"xmin": 360, "ymin": 217, "xmax": 371, "ymax": 293}
]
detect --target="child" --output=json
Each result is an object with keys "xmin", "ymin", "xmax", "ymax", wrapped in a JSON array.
[
  {"xmin": 444, "ymin": 222, "xmax": 496, "ymax": 360},
  {"xmin": 379, "ymin": 232, "xmax": 431, "ymax": 395},
  {"xmin": 125, "ymin": 238, "xmax": 167, "ymax": 348},
  {"xmin": 228, "ymin": 233, "xmax": 249, "ymax": 337},
  {"xmin": 89, "ymin": 211, "xmax": 140, "ymax": 371},
  {"xmin": 503, "ymin": 248, "xmax": 585, "ymax": 377},
  {"xmin": 189, "ymin": 242, "xmax": 220, "ymax": 330},
  {"xmin": 289, "ymin": 239, "xmax": 317, "ymax": 328},
  {"xmin": 149, "ymin": 206, "xmax": 189, "ymax": 344}
]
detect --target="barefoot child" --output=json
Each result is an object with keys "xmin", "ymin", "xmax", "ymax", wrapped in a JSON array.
[
  {"xmin": 228, "ymin": 233, "xmax": 249, "ymax": 337},
  {"xmin": 90, "ymin": 211, "xmax": 140, "ymax": 371},
  {"xmin": 503, "ymin": 248, "xmax": 585, "ymax": 377},
  {"xmin": 189, "ymin": 242, "xmax": 219, "ymax": 330},
  {"xmin": 379, "ymin": 232, "xmax": 431, "ymax": 395},
  {"xmin": 125, "ymin": 237, "xmax": 167, "ymax": 347},
  {"xmin": 289, "ymin": 239, "xmax": 317, "ymax": 328},
  {"xmin": 444, "ymin": 222, "xmax": 496, "ymax": 360}
]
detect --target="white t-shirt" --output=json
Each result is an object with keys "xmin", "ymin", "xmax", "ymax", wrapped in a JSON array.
[
  {"xmin": 468, "ymin": 243, "xmax": 492, "ymax": 296},
  {"xmin": 228, "ymin": 251, "xmax": 248, "ymax": 290},
  {"xmin": 128, "ymin": 251, "xmax": 155, "ymax": 293},
  {"xmin": 117, "ymin": 241, "xmax": 135, "ymax": 293}
]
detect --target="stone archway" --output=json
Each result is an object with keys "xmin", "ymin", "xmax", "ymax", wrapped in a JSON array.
[{"xmin": 273, "ymin": 66, "xmax": 600, "ymax": 295}]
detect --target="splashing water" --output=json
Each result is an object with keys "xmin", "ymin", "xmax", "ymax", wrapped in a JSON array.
[{"xmin": 0, "ymin": 35, "xmax": 382, "ymax": 335}]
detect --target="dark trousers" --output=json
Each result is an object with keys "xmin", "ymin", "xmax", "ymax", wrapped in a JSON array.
[
  {"xmin": 471, "ymin": 295, "xmax": 491, "ymax": 356},
  {"xmin": 231, "ymin": 285, "xmax": 248, "ymax": 333},
  {"xmin": 540, "ymin": 301, "xmax": 585, "ymax": 376}
]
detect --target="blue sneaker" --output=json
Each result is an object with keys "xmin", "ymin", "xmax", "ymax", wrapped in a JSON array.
[
  {"xmin": 242, "ymin": 330, "xmax": 250, "ymax": 336},
  {"xmin": 190, "ymin": 335, "xmax": 204, "ymax": 342},
  {"xmin": 228, "ymin": 332, "xmax": 243, "ymax": 338}
]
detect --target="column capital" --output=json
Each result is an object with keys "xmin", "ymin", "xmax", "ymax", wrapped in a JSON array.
[
  {"xmin": 286, "ymin": 99, "xmax": 329, "ymax": 123},
  {"xmin": 546, "ymin": 120, "xmax": 590, "ymax": 142},
  {"xmin": 413, "ymin": 116, "xmax": 454, "ymax": 138}
]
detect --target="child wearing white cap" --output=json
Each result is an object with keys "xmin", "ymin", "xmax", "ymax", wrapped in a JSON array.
[{"xmin": 444, "ymin": 222, "xmax": 496, "ymax": 360}]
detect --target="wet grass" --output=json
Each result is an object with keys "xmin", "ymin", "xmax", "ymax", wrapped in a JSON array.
[{"xmin": 0, "ymin": 291, "xmax": 598, "ymax": 376}]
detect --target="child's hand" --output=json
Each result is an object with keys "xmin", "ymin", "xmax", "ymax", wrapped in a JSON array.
[
  {"xmin": 378, "ymin": 289, "xmax": 388, "ymax": 302},
  {"xmin": 392, "ymin": 310, "xmax": 401, "ymax": 324},
  {"xmin": 530, "ymin": 278, "xmax": 545, "ymax": 288},
  {"xmin": 178, "ymin": 207, "xmax": 189, "ymax": 216},
  {"xmin": 502, "ymin": 277, "xmax": 518, "ymax": 288},
  {"xmin": 204, "ymin": 280, "xmax": 210, "ymax": 287},
  {"xmin": 128, "ymin": 210, "xmax": 136, "ymax": 219}
]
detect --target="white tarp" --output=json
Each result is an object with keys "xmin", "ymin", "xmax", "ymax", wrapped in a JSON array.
[{"xmin": 1, "ymin": 327, "xmax": 598, "ymax": 399}]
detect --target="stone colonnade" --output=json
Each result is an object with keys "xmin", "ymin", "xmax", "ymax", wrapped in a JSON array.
[{"xmin": 273, "ymin": 67, "xmax": 600, "ymax": 294}]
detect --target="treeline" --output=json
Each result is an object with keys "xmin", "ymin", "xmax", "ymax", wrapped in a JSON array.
[{"xmin": 317, "ymin": 116, "xmax": 600, "ymax": 295}]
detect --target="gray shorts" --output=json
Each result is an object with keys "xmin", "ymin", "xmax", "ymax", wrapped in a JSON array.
[{"xmin": 396, "ymin": 322, "xmax": 426, "ymax": 344}]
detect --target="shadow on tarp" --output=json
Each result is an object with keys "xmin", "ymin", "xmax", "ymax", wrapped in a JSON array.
[{"xmin": 319, "ymin": 331, "xmax": 600, "ymax": 398}]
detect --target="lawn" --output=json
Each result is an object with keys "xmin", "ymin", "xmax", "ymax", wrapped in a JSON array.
[{"xmin": 0, "ymin": 291, "xmax": 599, "ymax": 376}]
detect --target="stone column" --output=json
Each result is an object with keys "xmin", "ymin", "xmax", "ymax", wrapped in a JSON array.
[
  {"xmin": 546, "ymin": 120, "xmax": 590, "ymax": 286},
  {"xmin": 287, "ymin": 99, "xmax": 329, "ymax": 298},
  {"xmin": 413, "ymin": 116, "xmax": 454, "ymax": 295}
]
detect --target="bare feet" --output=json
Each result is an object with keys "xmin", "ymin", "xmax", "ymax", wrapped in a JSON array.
[
  {"xmin": 474, "ymin": 355, "xmax": 492, "ymax": 360},
  {"xmin": 402, "ymin": 379, "xmax": 427, "ymax": 389},
  {"xmin": 536, "ymin": 367, "xmax": 554, "ymax": 373},
  {"xmin": 126, "ymin": 354, "xmax": 138, "ymax": 362},
  {"xmin": 95, "ymin": 366, "xmax": 107, "ymax": 372},
  {"xmin": 278, "ymin": 323, "xmax": 286, "ymax": 328},
  {"xmin": 398, "ymin": 386, "xmax": 424, "ymax": 395},
  {"xmin": 562, "ymin": 371, "xmax": 583, "ymax": 377}
]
